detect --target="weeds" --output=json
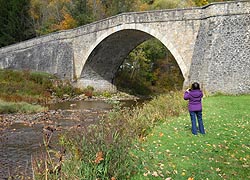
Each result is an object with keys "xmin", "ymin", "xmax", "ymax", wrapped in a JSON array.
[
  {"xmin": 0, "ymin": 69, "xmax": 84, "ymax": 103},
  {"xmin": 33, "ymin": 91, "xmax": 186, "ymax": 179},
  {"xmin": 32, "ymin": 126, "xmax": 65, "ymax": 180},
  {"xmin": 0, "ymin": 69, "xmax": 53, "ymax": 103},
  {"xmin": 53, "ymin": 81, "xmax": 83, "ymax": 98},
  {"xmin": 82, "ymin": 85, "xmax": 95, "ymax": 98},
  {"xmin": 33, "ymin": 93, "xmax": 250, "ymax": 179}
]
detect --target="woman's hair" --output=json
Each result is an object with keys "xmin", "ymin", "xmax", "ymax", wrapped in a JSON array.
[{"xmin": 191, "ymin": 82, "xmax": 200, "ymax": 90}]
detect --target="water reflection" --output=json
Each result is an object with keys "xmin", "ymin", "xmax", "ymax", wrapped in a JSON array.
[
  {"xmin": 47, "ymin": 99, "xmax": 143, "ymax": 110},
  {"xmin": 48, "ymin": 100, "xmax": 113, "ymax": 110}
]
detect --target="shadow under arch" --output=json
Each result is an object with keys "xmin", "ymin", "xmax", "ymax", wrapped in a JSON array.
[{"xmin": 79, "ymin": 24, "xmax": 187, "ymax": 91}]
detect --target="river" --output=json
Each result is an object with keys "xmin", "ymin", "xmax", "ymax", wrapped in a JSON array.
[{"xmin": 0, "ymin": 99, "xmax": 141, "ymax": 179}]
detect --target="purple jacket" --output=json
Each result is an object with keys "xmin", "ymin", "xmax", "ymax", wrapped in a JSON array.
[{"xmin": 184, "ymin": 90, "xmax": 203, "ymax": 111}]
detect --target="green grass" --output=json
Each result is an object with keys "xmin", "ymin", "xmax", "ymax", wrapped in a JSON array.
[
  {"xmin": 0, "ymin": 100, "xmax": 47, "ymax": 114},
  {"xmin": 131, "ymin": 95, "xmax": 250, "ymax": 180},
  {"xmin": 0, "ymin": 69, "xmax": 54, "ymax": 104},
  {"xmin": 33, "ymin": 93, "xmax": 250, "ymax": 180}
]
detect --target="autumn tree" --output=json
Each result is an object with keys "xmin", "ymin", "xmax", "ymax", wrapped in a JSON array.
[
  {"xmin": 53, "ymin": 10, "xmax": 77, "ymax": 30},
  {"xmin": 29, "ymin": 0, "xmax": 78, "ymax": 35}
]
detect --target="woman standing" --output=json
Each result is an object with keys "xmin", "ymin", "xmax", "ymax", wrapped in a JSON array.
[{"xmin": 184, "ymin": 82, "xmax": 205, "ymax": 135}]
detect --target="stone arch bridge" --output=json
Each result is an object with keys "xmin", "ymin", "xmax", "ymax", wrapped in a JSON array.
[{"xmin": 0, "ymin": 1, "xmax": 249, "ymax": 94}]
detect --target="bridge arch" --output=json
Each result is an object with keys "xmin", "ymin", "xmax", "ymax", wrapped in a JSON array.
[{"xmin": 78, "ymin": 24, "xmax": 187, "ymax": 91}]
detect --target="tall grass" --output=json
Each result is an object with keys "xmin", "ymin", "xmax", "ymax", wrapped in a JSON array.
[
  {"xmin": 0, "ymin": 69, "xmax": 85, "ymax": 113},
  {"xmin": 0, "ymin": 69, "xmax": 54, "ymax": 104},
  {"xmin": 0, "ymin": 69, "xmax": 84, "ymax": 104},
  {"xmin": 33, "ymin": 91, "xmax": 187, "ymax": 179}
]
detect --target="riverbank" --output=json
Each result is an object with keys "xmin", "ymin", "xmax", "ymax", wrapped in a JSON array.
[
  {"xmin": 0, "ymin": 101, "xmax": 114, "ymax": 179},
  {"xmin": 0, "ymin": 91, "xmax": 143, "ymax": 129},
  {"xmin": 32, "ymin": 93, "xmax": 250, "ymax": 179},
  {"xmin": 0, "ymin": 69, "xmax": 147, "ymax": 131},
  {"xmin": 33, "ymin": 92, "xmax": 186, "ymax": 179},
  {"xmin": 0, "ymin": 110, "xmax": 63, "ymax": 129},
  {"xmin": 0, "ymin": 69, "xmax": 143, "ymax": 118}
]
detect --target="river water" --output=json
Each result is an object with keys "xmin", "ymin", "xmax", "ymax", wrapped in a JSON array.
[{"xmin": 0, "ymin": 99, "xmax": 140, "ymax": 179}]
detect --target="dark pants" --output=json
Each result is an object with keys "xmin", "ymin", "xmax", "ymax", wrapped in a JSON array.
[{"xmin": 189, "ymin": 111, "xmax": 205, "ymax": 135}]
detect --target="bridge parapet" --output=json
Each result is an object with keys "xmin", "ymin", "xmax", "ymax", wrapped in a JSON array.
[{"xmin": 201, "ymin": 0, "xmax": 250, "ymax": 19}]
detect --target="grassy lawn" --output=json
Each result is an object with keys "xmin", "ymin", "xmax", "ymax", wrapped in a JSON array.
[{"xmin": 131, "ymin": 95, "xmax": 250, "ymax": 180}]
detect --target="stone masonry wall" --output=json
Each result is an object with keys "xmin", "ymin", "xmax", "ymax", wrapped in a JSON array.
[
  {"xmin": 0, "ymin": 40, "xmax": 74, "ymax": 79},
  {"xmin": 190, "ymin": 13, "xmax": 250, "ymax": 94}
]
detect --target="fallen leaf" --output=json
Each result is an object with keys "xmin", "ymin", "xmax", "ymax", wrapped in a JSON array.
[{"xmin": 94, "ymin": 151, "xmax": 104, "ymax": 164}]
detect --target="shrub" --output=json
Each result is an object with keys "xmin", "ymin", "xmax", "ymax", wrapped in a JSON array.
[
  {"xmin": 102, "ymin": 91, "xmax": 112, "ymax": 98},
  {"xmin": 53, "ymin": 82, "xmax": 84, "ymax": 98},
  {"xmin": 0, "ymin": 70, "xmax": 53, "ymax": 103},
  {"xmin": 83, "ymin": 86, "xmax": 94, "ymax": 98},
  {"xmin": 0, "ymin": 69, "xmax": 84, "ymax": 103}
]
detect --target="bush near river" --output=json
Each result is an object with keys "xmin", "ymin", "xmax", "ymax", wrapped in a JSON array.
[
  {"xmin": 33, "ymin": 92, "xmax": 250, "ymax": 179},
  {"xmin": 0, "ymin": 69, "xmax": 84, "ymax": 114}
]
